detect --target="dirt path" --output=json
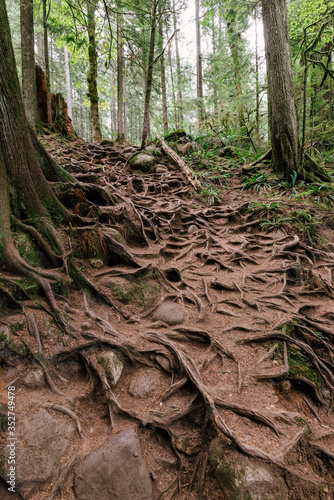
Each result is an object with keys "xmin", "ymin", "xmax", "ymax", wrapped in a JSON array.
[{"xmin": 1, "ymin": 137, "xmax": 334, "ymax": 499}]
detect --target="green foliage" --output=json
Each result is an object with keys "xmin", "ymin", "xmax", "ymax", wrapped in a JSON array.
[
  {"xmin": 242, "ymin": 172, "xmax": 270, "ymax": 192},
  {"xmin": 260, "ymin": 209, "xmax": 321, "ymax": 238}
]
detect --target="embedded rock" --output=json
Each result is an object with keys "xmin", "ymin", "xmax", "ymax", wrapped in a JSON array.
[
  {"xmin": 97, "ymin": 351, "xmax": 123, "ymax": 386},
  {"xmin": 74, "ymin": 429, "xmax": 152, "ymax": 500},
  {"xmin": 129, "ymin": 153, "xmax": 156, "ymax": 172},
  {"xmin": 0, "ymin": 409, "xmax": 75, "ymax": 499},
  {"xmin": 152, "ymin": 301, "xmax": 184, "ymax": 326},
  {"xmin": 22, "ymin": 369, "xmax": 46, "ymax": 389},
  {"xmin": 209, "ymin": 437, "xmax": 288, "ymax": 500},
  {"xmin": 128, "ymin": 369, "xmax": 161, "ymax": 399}
]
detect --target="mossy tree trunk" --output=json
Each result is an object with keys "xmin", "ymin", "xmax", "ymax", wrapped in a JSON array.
[
  {"xmin": 117, "ymin": 9, "xmax": 124, "ymax": 141},
  {"xmin": 43, "ymin": 0, "xmax": 52, "ymax": 127},
  {"xmin": 140, "ymin": 0, "xmax": 159, "ymax": 150},
  {"xmin": 0, "ymin": 0, "xmax": 70, "ymax": 271},
  {"xmin": 87, "ymin": 0, "xmax": 102, "ymax": 143},
  {"xmin": 20, "ymin": 0, "xmax": 41, "ymax": 132},
  {"xmin": 261, "ymin": 0, "xmax": 300, "ymax": 178}
]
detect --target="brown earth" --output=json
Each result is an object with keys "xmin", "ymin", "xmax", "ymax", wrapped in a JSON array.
[{"xmin": 0, "ymin": 135, "xmax": 334, "ymax": 499}]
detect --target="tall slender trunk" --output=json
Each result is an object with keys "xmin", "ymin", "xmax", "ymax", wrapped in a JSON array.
[
  {"xmin": 141, "ymin": 0, "xmax": 158, "ymax": 150},
  {"xmin": 123, "ymin": 66, "xmax": 127, "ymax": 140},
  {"xmin": 226, "ymin": 10, "xmax": 245, "ymax": 129},
  {"xmin": 159, "ymin": 18, "xmax": 168, "ymax": 133},
  {"xmin": 20, "ymin": 0, "xmax": 40, "ymax": 131},
  {"xmin": 255, "ymin": 12, "xmax": 261, "ymax": 145},
  {"xmin": 43, "ymin": 0, "xmax": 52, "ymax": 126},
  {"xmin": 87, "ymin": 0, "xmax": 102, "ymax": 143},
  {"xmin": 168, "ymin": 41, "xmax": 178, "ymax": 128},
  {"xmin": 211, "ymin": 8, "xmax": 218, "ymax": 117},
  {"xmin": 173, "ymin": 2, "xmax": 183, "ymax": 127},
  {"xmin": 117, "ymin": 11, "xmax": 124, "ymax": 140},
  {"xmin": 64, "ymin": 46, "xmax": 72, "ymax": 119},
  {"xmin": 195, "ymin": 0, "xmax": 204, "ymax": 124},
  {"xmin": 111, "ymin": 66, "xmax": 117, "ymax": 135}
]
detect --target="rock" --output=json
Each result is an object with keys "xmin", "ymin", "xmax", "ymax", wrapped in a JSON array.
[
  {"xmin": 155, "ymin": 354, "xmax": 172, "ymax": 373},
  {"xmin": 209, "ymin": 437, "xmax": 288, "ymax": 500},
  {"xmin": 97, "ymin": 351, "xmax": 123, "ymax": 386},
  {"xmin": 100, "ymin": 139, "xmax": 114, "ymax": 146},
  {"xmin": 174, "ymin": 434, "xmax": 202, "ymax": 456},
  {"xmin": 105, "ymin": 228, "xmax": 126, "ymax": 245},
  {"xmin": 0, "ymin": 325, "xmax": 10, "ymax": 342},
  {"xmin": 155, "ymin": 164, "xmax": 168, "ymax": 173},
  {"xmin": 107, "ymin": 276, "xmax": 160, "ymax": 312},
  {"xmin": 187, "ymin": 224, "xmax": 199, "ymax": 235},
  {"xmin": 22, "ymin": 369, "xmax": 46, "ymax": 389},
  {"xmin": 152, "ymin": 301, "xmax": 184, "ymax": 326},
  {"xmin": 128, "ymin": 369, "xmax": 161, "ymax": 398},
  {"xmin": 5, "ymin": 315, "xmax": 25, "ymax": 332},
  {"xmin": 129, "ymin": 153, "xmax": 156, "ymax": 172},
  {"xmin": 74, "ymin": 429, "xmax": 152, "ymax": 500},
  {"xmin": 279, "ymin": 380, "xmax": 292, "ymax": 393},
  {"xmin": 0, "ymin": 409, "xmax": 75, "ymax": 499},
  {"xmin": 89, "ymin": 258, "xmax": 104, "ymax": 269},
  {"xmin": 123, "ymin": 146, "xmax": 134, "ymax": 154},
  {"xmin": 13, "ymin": 231, "xmax": 49, "ymax": 268}
]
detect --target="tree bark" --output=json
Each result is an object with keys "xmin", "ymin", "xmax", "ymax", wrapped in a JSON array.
[
  {"xmin": 140, "ymin": 0, "xmax": 158, "ymax": 150},
  {"xmin": 226, "ymin": 8, "xmax": 245, "ymax": 129},
  {"xmin": 255, "ymin": 11, "xmax": 261, "ymax": 146},
  {"xmin": 43, "ymin": 0, "xmax": 52, "ymax": 126},
  {"xmin": 168, "ymin": 40, "xmax": 178, "ymax": 128},
  {"xmin": 117, "ymin": 11, "xmax": 124, "ymax": 141},
  {"xmin": 20, "ymin": 0, "xmax": 40, "ymax": 132},
  {"xmin": 159, "ymin": 18, "xmax": 168, "ymax": 134},
  {"xmin": 123, "ymin": 66, "xmax": 128, "ymax": 140},
  {"xmin": 64, "ymin": 46, "xmax": 72, "ymax": 120},
  {"xmin": 87, "ymin": 0, "xmax": 102, "ymax": 143},
  {"xmin": 173, "ymin": 2, "xmax": 183, "ymax": 127},
  {"xmin": 0, "ymin": 0, "xmax": 70, "ymax": 268},
  {"xmin": 195, "ymin": 0, "xmax": 205, "ymax": 124},
  {"xmin": 261, "ymin": 0, "xmax": 299, "ymax": 177},
  {"xmin": 111, "ymin": 66, "xmax": 117, "ymax": 137}
]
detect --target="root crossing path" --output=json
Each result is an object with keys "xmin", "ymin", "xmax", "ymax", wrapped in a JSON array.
[{"xmin": 1, "ymin": 137, "xmax": 334, "ymax": 499}]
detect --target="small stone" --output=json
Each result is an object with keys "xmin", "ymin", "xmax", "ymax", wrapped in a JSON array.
[
  {"xmin": 128, "ymin": 370, "xmax": 161, "ymax": 399},
  {"xmin": 0, "ymin": 325, "xmax": 10, "ymax": 342},
  {"xmin": 105, "ymin": 228, "xmax": 126, "ymax": 245},
  {"xmin": 5, "ymin": 315, "xmax": 25, "ymax": 332},
  {"xmin": 123, "ymin": 146, "xmax": 134, "ymax": 154},
  {"xmin": 152, "ymin": 302, "xmax": 184, "ymax": 326},
  {"xmin": 279, "ymin": 380, "xmax": 292, "ymax": 393},
  {"xmin": 155, "ymin": 354, "xmax": 172, "ymax": 373},
  {"xmin": 90, "ymin": 258, "xmax": 104, "ymax": 269},
  {"xmin": 97, "ymin": 351, "xmax": 123, "ymax": 386},
  {"xmin": 22, "ymin": 369, "xmax": 46, "ymax": 389},
  {"xmin": 81, "ymin": 322, "xmax": 91, "ymax": 331},
  {"xmin": 187, "ymin": 224, "xmax": 199, "ymax": 234}
]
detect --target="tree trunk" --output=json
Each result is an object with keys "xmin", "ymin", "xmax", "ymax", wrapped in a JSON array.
[
  {"xmin": 111, "ymin": 66, "xmax": 117, "ymax": 137},
  {"xmin": 0, "ymin": 0, "xmax": 71, "ymax": 270},
  {"xmin": 255, "ymin": 11, "xmax": 261, "ymax": 146},
  {"xmin": 117, "ymin": 11, "xmax": 124, "ymax": 141},
  {"xmin": 64, "ymin": 46, "xmax": 72, "ymax": 120},
  {"xmin": 140, "ymin": 0, "xmax": 158, "ymax": 150},
  {"xmin": 173, "ymin": 2, "xmax": 183, "ymax": 127},
  {"xmin": 43, "ymin": 0, "xmax": 52, "ymax": 126},
  {"xmin": 159, "ymin": 19, "xmax": 168, "ymax": 133},
  {"xmin": 20, "ymin": 0, "xmax": 40, "ymax": 131},
  {"xmin": 123, "ymin": 66, "xmax": 127, "ymax": 140},
  {"xmin": 261, "ymin": 0, "xmax": 299, "ymax": 177},
  {"xmin": 195, "ymin": 0, "xmax": 204, "ymax": 124},
  {"xmin": 226, "ymin": 8, "xmax": 245, "ymax": 129},
  {"xmin": 168, "ymin": 40, "xmax": 178, "ymax": 128},
  {"xmin": 87, "ymin": 0, "xmax": 102, "ymax": 143}
]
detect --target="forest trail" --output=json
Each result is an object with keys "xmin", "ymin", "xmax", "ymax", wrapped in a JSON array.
[{"xmin": 1, "ymin": 136, "xmax": 334, "ymax": 499}]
